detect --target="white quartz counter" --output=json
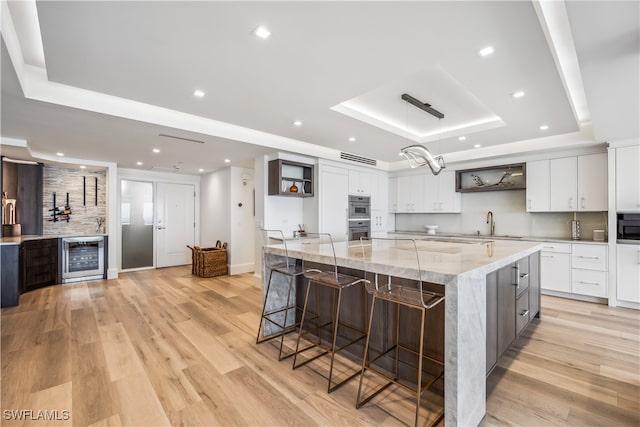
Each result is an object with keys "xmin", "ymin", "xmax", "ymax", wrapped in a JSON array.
[{"xmin": 265, "ymin": 238, "xmax": 542, "ymax": 285}]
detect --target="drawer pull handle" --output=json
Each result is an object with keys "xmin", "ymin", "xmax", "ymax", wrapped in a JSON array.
[
  {"xmin": 520, "ymin": 309, "xmax": 530, "ymax": 317},
  {"xmin": 520, "ymin": 273, "xmax": 529, "ymax": 279},
  {"xmin": 577, "ymin": 255, "xmax": 600, "ymax": 259},
  {"xmin": 542, "ymin": 255, "xmax": 555, "ymax": 258},
  {"xmin": 578, "ymin": 280, "xmax": 599, "ymax": 285}
]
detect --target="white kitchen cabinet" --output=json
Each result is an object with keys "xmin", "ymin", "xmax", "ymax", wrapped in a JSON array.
[
  {"xmin": 534, "ymin": 154, "xmax": 606, "ymax": 212},
  {"xmin": 371, "ymin": 172, "xmax": 388, "ymax": 211},
  {"xmin": 550, "ymin": 157, "xmax": 578, "ymax": 211},
  {"xmin": 348, "ymin": 169, "xmax": 373, "ymax": 196},
  {"xmin": 319, "ymin": 166, "xmax": 349, "ymax": 241},
  {"xmin": 541, "ymin": 252, "xmax": 571, "ymax": 293},
  {"xmin": 397, "ymin": 174, "xmax": 425, "ymax": 212},
  {"xmin": 616, "ymin": 145, "xmax": 640, "ymax": 212},
  {"xmin": 388, "ymin": 176, "xmax": 399, "ymax": 213},
  {"xmin": 539, "ymin": 242, "xmax": 571, "ymax": 293},
  {"xmin": 572, "ymin": 243, "xmax": 608, "ymax": 298},
  {"xmin": 616, "ymin": 244, "xmax": 640, "ymax": 303},
  {"xmin": 577, "ymin": 153, "xmax": 607, "ymax": 211},
  {"xmin": 526, "ymin": 160, "xmax": 550, "ymax": 212},
  {"xmin": 572, "ymin": 270, "xmax": 608, "ymax": 298},
  {"xmin": 423, "ymin": 171, "xmax": 461, "ymax": 213},
  {"xmin": 371, "ymin": 208, "xmax": 387, "ymax": 234}
]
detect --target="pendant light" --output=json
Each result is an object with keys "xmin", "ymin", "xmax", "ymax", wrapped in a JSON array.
[{"xmin": 398, "ymin": 94, "xmax": 446, "ymax": 175}]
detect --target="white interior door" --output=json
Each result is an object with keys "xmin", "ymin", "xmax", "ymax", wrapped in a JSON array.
[{"xmin": 156, "ymin": 183, "xmax": 195, "ymax": 267}]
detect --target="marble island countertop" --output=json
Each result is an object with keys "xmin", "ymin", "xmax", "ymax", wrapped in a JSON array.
[{"xmin": 264, "ymin": 238, "xmax": 542, "ymax": 285}]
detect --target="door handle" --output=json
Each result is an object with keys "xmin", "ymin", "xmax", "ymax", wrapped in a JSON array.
[{"xmin": 157, "ymin": 226, "xmax": 166, "ymax": 230}]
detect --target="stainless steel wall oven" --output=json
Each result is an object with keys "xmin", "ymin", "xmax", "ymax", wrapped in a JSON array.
[
  {"xmin": 61, "ymin": 236, "xmax": 105, "ymax": 283},
  {"xmin": 348, "ymin": 196, "xmax": 371, "ymax": 240}
]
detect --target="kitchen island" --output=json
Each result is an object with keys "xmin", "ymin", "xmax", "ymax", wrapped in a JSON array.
[{"xmin": 262, "ymin": 236, "xmax": 542, "ymax": 426}]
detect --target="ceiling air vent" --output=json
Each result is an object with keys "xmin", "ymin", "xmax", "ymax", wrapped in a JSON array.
[{"xmin": 340, "ymin": 152, "xmax": 377, "ymax": 166}]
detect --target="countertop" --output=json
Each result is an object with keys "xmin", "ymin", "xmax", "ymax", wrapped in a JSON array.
[
  {"xmin": 0, "ymin": 234, "xmax": 107, "ymax": 245},
  {"xmin": 264, "ymin": 238, "xmax": 542, "ymax": 285},
  {"xmin": 392, "ymin": 230, "xmax": 609, "ymax": 245}
]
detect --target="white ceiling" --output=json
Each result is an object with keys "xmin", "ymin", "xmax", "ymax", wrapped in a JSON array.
[{"xmin": 1, "ymin": 1, "xmax": 638, "ymax": 174}]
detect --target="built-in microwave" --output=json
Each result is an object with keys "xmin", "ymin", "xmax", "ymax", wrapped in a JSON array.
[
  {"xmin": 617, "ymin": 213, "xmax": 640, "ymax": 242},
  {"xmin": 348, "ymin": 195, "xmax": 370, "ymax": 219}
]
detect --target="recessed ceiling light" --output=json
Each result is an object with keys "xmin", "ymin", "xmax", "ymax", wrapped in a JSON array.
[
  {"xmin": 539, "ymin": 125, "xmax": 549, "ymax": 130},
  {"xmin": 479, "ymin": 46, "xmax": 494, "ymax": 57},
  {"xmin": 253, "ymin": 26, "xmax": 271, "ymax": 39},
  {"xmin": 152, "ymin": 148, "xmax": 160, "ymax": 153},
  {"xmin": 348, "ymin": 137, "xmax": 356, "ymax": 142},
  {"xmin": 511, "ymin": 91, "xmax": 526, "ymax": 98},
  {"xmin": 224, "ymin": 159, "xmax": 231, "ymax": 163},
  {"xmin": 474, "ymin": 144, "xmax": 482, "ymax": 148},
  {"xmin": 80, "ymin": 165, "xmax": 86, "ymax": 169},
  {"xmin": 198, "ymin": 168, "xmax": 204, "ymax": 173},
  {"xmin": 56, "ymin": 152, "xmax": 64, "ymax": 157},
  {"xmin": 193, "ymin": 89, "xmax": 205, "ymax": 98},
  {"xmin": 293, "ymin": 120, "xmax": 302, "ymax": 127},
  {"xmin": 458, "ymin": 136, "xmax": 467, "ymax": 141},
  {"xmin": 136, "ymin": 161, "xmax": 143, "ymax": 166}
]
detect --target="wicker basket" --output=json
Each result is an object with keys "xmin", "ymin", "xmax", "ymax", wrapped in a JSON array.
[{"xmin": 188, "ymin": 245, "xmax": 228, "ymax": 277}]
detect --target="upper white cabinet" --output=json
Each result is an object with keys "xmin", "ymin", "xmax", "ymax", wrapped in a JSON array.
[
  {"xmin": 371, "ymin": 172, "xmax": 388, "ymax": 211},
  {"xmin": 616, "ymin": 145, "xmax": 640, "ymax": 212},
  {"xmin": 550, "ymin": 157, "xmax": 578, "ymax": 211},
  {"xmin": 348, "ymin": 169, "xmax": 373, "ymax": 196},
  {"xmin": 388, "ymin": 176, "xmax": 399, "ymax": 213},
  {"xmin": 526, "ymin": 160, "xmax": 550, "ymax": 212},
  {"xmin": 617, "ymin": 244, "xmax": 640, "ymax": 303},
  {"xmin": 318, "ymin": 166, "xmax": 349, "ymax": 241},
  {"xmin": 528, "ymin": 153, "xmax": 607, "ymax": 212},
  {"xmin": 396, "ymin": 174, "xmax": 425, "ymax": 212},
  {"xmin": 424, "ymin": 171, "xmax": 461, "ymax": 213},
  {"xmin": 577, "ymin": 153, "xmax": 607, "ymax": 211}
]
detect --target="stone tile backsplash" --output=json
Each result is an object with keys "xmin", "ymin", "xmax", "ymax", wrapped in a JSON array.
[{"xmin": 42, "ymin": 166, "xmax": 107, "ymax": 235}]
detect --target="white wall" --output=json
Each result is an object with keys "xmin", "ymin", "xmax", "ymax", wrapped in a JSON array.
[
  {"xmin": 229, "ymin": 167, "xmax": 255, "ymax": 274},
  {"xmin": 200, "ymin": 168, "xmax": 231, "ymax": 248}
]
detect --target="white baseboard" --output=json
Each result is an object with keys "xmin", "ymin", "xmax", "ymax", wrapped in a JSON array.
[
  {"xmin": 541, "ymin": 289, "xmax": 607, "ymax": 304},
  {"xmin": 614, "ymin": 299, "xmax": 640, "ymax": 310},
  {"xmin": 229, "ymin": 262, "xmax": 255, "ymax": 275},
  {"xmin": 107, "ymin": 267, "xmax": 119, "ymax": 280}
]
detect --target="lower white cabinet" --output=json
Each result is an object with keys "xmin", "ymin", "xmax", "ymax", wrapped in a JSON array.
[
  {"xmin": 541, "ymin": 252, "xmax": 571, "ymax": 293},
  {"xmin": 572, "ymin": 269, "xmax": 607, "ymax": 298},
  {"xmin": 617, "ymin": 245, "xmax": 640, "ymax": 303},
  {"xmin": 539, "ymin": 242, "xmax": 609, "ymax": 299}
]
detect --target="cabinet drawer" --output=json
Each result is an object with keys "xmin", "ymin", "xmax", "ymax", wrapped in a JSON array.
[
  {"xmin": 515, "ymin": 259, "xmax": 530, "ymax": 297},
  {"xmin": 572, "ymin": 269, "xmax": 607, "ymax": 298},
  {"xmin": 540, "ymin": 242, "xmax": 572, "ymax": 253},
  {"xmin": 572, "ymin": 244, "xmax": 608, "ymax": 271},
  {"xmin": 516, "ymin": 291, "xmax": 530, "ymax": 335}
]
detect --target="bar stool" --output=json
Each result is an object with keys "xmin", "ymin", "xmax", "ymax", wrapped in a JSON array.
[
  {"xmin": 256, "ymin": 229, "xmax": 304, "ymax": 361},
  {"xmin": 356, "ymin": 237, "xmax": 445, "ymax": 427},
  {"xmin": 292, "ymin": 232, "xmax": 368, "ymax": 393}
]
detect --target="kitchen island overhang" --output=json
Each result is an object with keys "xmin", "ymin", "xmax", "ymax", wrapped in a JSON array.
[{"xmin": 262, "ymin": 238, "xmax": 543, "ymax": 426}]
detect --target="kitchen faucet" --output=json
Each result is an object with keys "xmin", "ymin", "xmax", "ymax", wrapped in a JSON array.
[{"xmin": 486, "ymin": 211, "xmax": 495, "ymax": 236}]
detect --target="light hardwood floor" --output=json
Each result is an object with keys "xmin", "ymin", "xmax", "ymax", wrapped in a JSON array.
[{"xmin": 1, "ymin": 266, "xmax": 638, "ymax": 426}]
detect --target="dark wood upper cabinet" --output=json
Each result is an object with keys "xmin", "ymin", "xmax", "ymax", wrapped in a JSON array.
[
  {"xmin": 268, "ymin": 159, "xmax": 314, "ymax": 197},
  {"xmin": 1, "ymin": 160, "xmax": 43, "ymax": 236}
]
